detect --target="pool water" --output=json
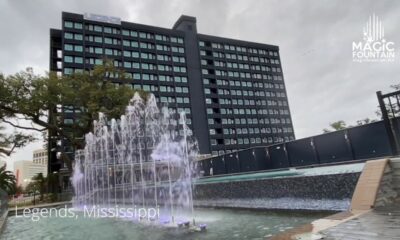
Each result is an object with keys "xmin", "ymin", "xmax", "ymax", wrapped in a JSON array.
[{"xmin": 1, "ymin": 208, "xmax": 330, "ymax": 240}]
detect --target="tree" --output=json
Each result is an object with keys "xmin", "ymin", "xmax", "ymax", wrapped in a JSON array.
[
  {"xmin": 356, "ymin": 118, "xmax": 377, "ymax": 126},
  {"xmin": 31, "ymin": 173, "xmax": 46, "ymax": 201},
  {"xmin": 0, "ymin": 165, "xmax": 16, "ymax": 195},
  {"xmin": 0, "ymin": 61, "xmax": 142, "ymax": 171},
  {"xmin": 323, "ymin": 120, "xmax": 347, "ymax": 133},
  {"xmin": 0, "ymin": 122, "xmax": 35, "ymax": 157}
]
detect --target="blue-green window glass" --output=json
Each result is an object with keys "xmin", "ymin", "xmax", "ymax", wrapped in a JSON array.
[
  {"xmin": 133, "ymin": 73, "xmax": 140, "ymax": 80},
  {"xmin": 105, "ymin": 49, "xmax": 113, "ymax": 55},
  {"xmin": 139, "ymin": 32, "xmax": 146, "ymax": 38},
  {"xmin": 64, "ymin": 21, "xmax": 73, "ymax": 28},
  {"xmin": 143, "ymin": 85, "xmax": 150, "ymax": 91},
  {"xmin": 64, "ymin": 56, "xmax": 73, "ymax": 63},
  {"xmin": 94, "ymin": 25, "xmax": 102, "ymax": 32},
  {"xmin": 129, "ymin": 52, "xmax": 138, "ymax": 58},
  {"xmin": 74, "ymin": 23, "xmax": 83, "ymax": 29},
  {"xmin": 95, "ymin": 59, "xmax": 103, "ymax": 65},
  {"xmin": 94, "ymin": 36, "xmax": 102, "ymax": 43},
  {"xmin": 131, "ymin": 41, "xmax": 138, "ymax": 48},
  {"xmin": 64, "ymin": 44, "xmax": 73, "ymax": 51},
  {"xmin": 130, "ymin": 31, "xmax": 138, "ymax": 37},
  {"xmin": 95, "ymin": 48, "xmax": 103, "ymax": 54},
  {"xmin": 142, "ymin": 74, "xmax": 150, "ymax": 80},
  {"xmin": 160, "ymin": 97, "xmax": 168, "ymax": 103},
  {"xmin": 140, "ymin": 42, "xmax": 147, "ymax": 49},
  {"xmin": 104, "ymin": 27, "xmax": 112, "ymax": 34},
  {"xmin": 122, "ymin": 30, "xmax": 130, "ymax": 36},
  {"xmin": 140, "ymin": 53, "xmax": 148, "ymax": 59},
  {"xmin": 132, "ymin": 62, "xmax": 140, "ymax": 68},
  {"xmin": 74, "ymin": 45, "xmax": 83, "ymax": 52},
  {"xmin": 123, "ymin": 51, "xmax": 131, "ymax": 57},
  {"xmin": 104, "ymin": 38, "xmax": 112, "ymax": 44},
  {"xmin": 74, "ymin": 34, "xmax": 83, "ymax": 41},
  {"xmin": 75, "ymin": 57, "xmax": 83, "ymax": 64},
  {"xmin": 64, "ymin": 32, "xmax": 73, "ymax": 39},
  {"xmin": 123, "ymin": 40, "xmax": 130, "ymax": 47},
  {"xmin": 64, "ymin": 68, "xmax": 73, "ymax": 75},
  {"xmin": 124, "ymin": 62, "xmax": 131, "ymax": 68},
  {"xmin": 64, "ymin": 119, "xmax": 74, "ymax": 124}
]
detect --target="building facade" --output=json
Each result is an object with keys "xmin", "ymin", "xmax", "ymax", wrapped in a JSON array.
[
  {"xmin": 49, "ymin": 12, "xmax": 295, "ymax": 176},
  {"xmin": 33, "ymin": 149, "xmax": 48, "ymax": 165},
  {"xmin": 14, "ymin": 160, "xmax": 47, "ymax": 188}
]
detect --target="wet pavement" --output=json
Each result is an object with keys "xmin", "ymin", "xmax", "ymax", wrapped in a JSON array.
[{"xmin": 320, "ymin": 204, "xmax": 400, "ymax": 240}]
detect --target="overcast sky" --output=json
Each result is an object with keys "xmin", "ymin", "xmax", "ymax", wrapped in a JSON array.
[{"xmin": 1, "ymin": 0, "xmax": 399, "ymax": 170}]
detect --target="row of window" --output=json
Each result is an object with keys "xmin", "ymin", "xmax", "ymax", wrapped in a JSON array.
[
  {"xmin": 205, "ymin": 88, "xmax": 286, "ymax": 98},
  {"xmin": 205, "ymin": 60, "xmax": 280, "ymax": 69},
  {"xmin": 210, "ymin": 135, "xmax": 290, "ymax": 147},
  {"xmin": 200, "ymin": 50, "xmax": 279, "ymax": 63},
  {"xmin": 199, "ymin": 41, "xmax": 279, "ymax": 56},
  {"xmin": 65, "ymin": 21, "xmax": 184, "ymax": 44},
  {"xmin": 208, "ymin": 117, "xmax": 292, "ymax": 125},
  {"xmin": 122, "ymin": 62, "xmax": 186, "ymax": 72},
  {"xmin": 160, "ymin": 96, "xmax": 190, "ymax": 104},
  {"xmin": 217, "ymin": 99, "xmax": 288, "ymax": 109},
  {"xmin": 203, "ymin": 68, "xmax": 281, "ymax": 77},
  {"xmin": 85, "ymin": 48, "xmax": 187, "ymax": 62},
  {"xmin": 204, "ymin": 97, "xmax": 288, "ymax": 107},
  {"xmin": 209, "ymin": 126, "xmax": 293, "ymax": 136},
  {"xmin": 207, "ymin": 108, "xmax": 290, "ymax": 117},
  {"xmin": 202, "ymin": 70, "xmax": 282, "ymax": 80},
  {"xmin": 205, "ymin": 79, "xmax": 284, "ymax": 90}
]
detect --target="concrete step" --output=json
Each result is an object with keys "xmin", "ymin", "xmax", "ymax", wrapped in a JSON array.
[{"xmin": 390, "ymin": 158, "xmax": 400, "ymax": 169}]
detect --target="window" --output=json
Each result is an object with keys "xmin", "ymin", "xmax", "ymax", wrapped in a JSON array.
[
  {"xmin": 94, "ymin": 25, "xmax": 102, "ymax": 32},
  {"xmin": 74, "ymin": 34, "xmax": 83, "ymax": 41},
  {"xmin": 64, "ymin": 56, "xmax": 73, "ymax": 63},
  {"xmin": 75, "ymin": 57, "xmax": 83, "ymax": 64},
  {"xmin": 64, "ymin": 32, "xmax": 73, "ymax": 39},
  {"xmin": 64, "ymin": 21, "xmax": 73, "ymax": 28},
  {"xmin": 74, "ymin": 23, "xmax": 83, "ymax": 29},
  {"xmin": 75, "ymin": 45, "xmax": 83, "ymax": 52},
  {"xmin": 64, "ymin": 44, "xmax": 73, "ymax": 51}
]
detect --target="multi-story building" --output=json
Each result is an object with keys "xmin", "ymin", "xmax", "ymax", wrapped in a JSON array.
[
  {"xmin": 14, "ymin": 160, "xmax": 47, "ymax": 188},
  {"xmin": 49, "ymin": 12, "xmax": 295, "ymax": 179},
  {"xmin": 33, "ymin": 149, "xmax": 48, "ymax": 165}
]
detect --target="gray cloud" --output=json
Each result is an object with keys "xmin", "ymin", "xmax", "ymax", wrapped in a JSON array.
[{"xmin": 1, "ymin": 0, "xmax": 400, "ymax": 168}]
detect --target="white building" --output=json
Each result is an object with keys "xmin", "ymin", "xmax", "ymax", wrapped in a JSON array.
[
  {"xmin": 33, "ymin": 149, "xmax": 48, "ymax": 165},
  {"xmin": 14, "ymin": 160, "xmax": 47, "ymax": 188}
]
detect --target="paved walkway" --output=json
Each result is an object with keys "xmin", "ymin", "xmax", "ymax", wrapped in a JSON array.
[{"xmin": 320, "ymin": 204, "xmax": 400, "ymax": 240}]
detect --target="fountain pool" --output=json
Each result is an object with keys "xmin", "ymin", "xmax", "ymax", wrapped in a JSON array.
[{"xmin": 1, "ymin": 208, "xmax": 331, "ymax": 240}]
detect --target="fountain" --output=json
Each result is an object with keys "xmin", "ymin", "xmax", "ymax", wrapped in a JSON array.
[{"xmin": 71, "ymin": 93, "xmax": 200, "ymax": 228}]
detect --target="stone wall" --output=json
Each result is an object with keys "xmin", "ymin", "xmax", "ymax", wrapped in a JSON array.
[{"xmin": 193, "ymin": 172, "xmax": 361, "ymax": 211}]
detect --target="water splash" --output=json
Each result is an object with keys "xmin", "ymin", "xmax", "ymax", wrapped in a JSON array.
[{"xmin": 71, "ymin": 93, "xmax": 198, "ymax": 224}]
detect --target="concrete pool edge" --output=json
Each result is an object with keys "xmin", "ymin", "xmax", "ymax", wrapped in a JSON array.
[
  {"xmin": 268, "ymin": 158, "xmax": 400, "ymax": 239},
  {"xmin": 0, "ymin": 210, "xmax": 8, "ymax": 235}
]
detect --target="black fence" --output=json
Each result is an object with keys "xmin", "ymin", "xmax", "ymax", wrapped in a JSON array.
[{"xmin": 198, "ymin": 90, "xmax": 400, "ymax": 177}]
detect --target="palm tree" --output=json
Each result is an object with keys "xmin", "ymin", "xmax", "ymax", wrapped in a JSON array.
[
  {"xmin": 32, "ymin": 173, "xmax": 46, "ymax": 201},
  {"xmin": 0, "ymin": 165, "xmax": 16, "ymax": 194}
]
